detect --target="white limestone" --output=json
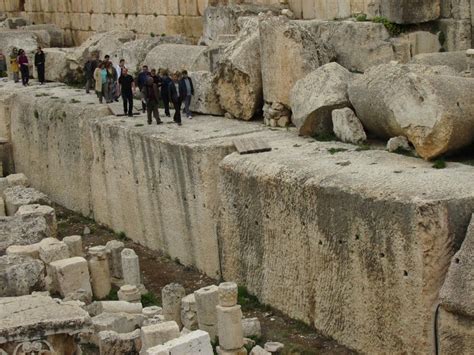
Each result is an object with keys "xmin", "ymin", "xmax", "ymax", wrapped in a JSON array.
[
  {"xmin": 217, "ymin": 305, "xmax": 244, "ymax": 351},
  {"xmin": 100, "ymin": 301, "xmax": 143, "ymax": 314},
  {"xmin": 49, "ymin": 256, "xmax": 92, "ymax": 299},
  {"xmin": 218, "ymin": 282, "xmax": 238, "ymax": 307},
  {"xmin": 118, "ymin": 284, "xmax": 141, "ymax": 303},
  {"xmin": 140, "ymin": 321, "xmax": 180, "ymax": 353},
  {"xmin": 181, "ymin": 294, "xmax": 198, "ymax": 331},
  {"xmin": 15, "ymin": 204, "xmax": 57, "ymax": 238},
  {"xmin": 162, "ymin": 283, "xmax": 186, "ymax": 328},
  {"xmin": 38, "ymin": 237, "xmax": 70, "ymax": 264},
  {"xmin": 62, "ymin": 235, "xmax": 83, "ymax": 257},
  {"xmin": 194, "ymin": 285, "xmax": 219, "ymax": 341},
  {"xmin": 146, "ymin": 330, "xmax": 213, "ymax": 355},
  {"xmin": 121, "ymin": 248, "xmax": 141, "ymax": 287},
  {"xmin": 88, "ymin": 245, "xmax": 112, "ymax": 300},
  {"xmin": 106, "ymin": 239, "xmax": 124, "ymax": 279}
]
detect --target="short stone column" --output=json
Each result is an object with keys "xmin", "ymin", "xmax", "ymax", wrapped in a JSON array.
[
  {"xmin": 194, "ymin": 285, "xmax": 219, "ymax": 341},
  {"xmin": 181, "ymin": 294, "xmax": 198, "ymax": 331},
  {"xmin": 63, "ymin": 235, "xmax": 83, "ymax": 257},
  {"xmin": 106, "ymin": 240, "xmax": 124, "ymax": 279},
  {"xmin": 117, "ymin": 284, "xmax": 141, "ymax": 303},
  {"xmin": 121, "ymin": 248, "xmax": 141, "ymax": 287},
  {"xmin": 88, "ymin": 245, "xmax": 111, "ymax": 300},
  {"xmin": 140, "ymin": 321, "xmax": 180, "ymax": 353},
  {"xmin": 216, "ymin": 282, "xmax": 245, "ymax": 354},
  {"xmin": 162, "ymin": 283, "xmax": 186, "ymax": 328}
]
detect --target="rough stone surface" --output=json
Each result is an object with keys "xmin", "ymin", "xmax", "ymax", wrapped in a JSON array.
[
  {"xmin": 121, "ymin": 248, "xmax": 141, "ymax": 287},
  {"xmin": 63, "ymin": 235, "xmax": 83, "ymax": 257},
  {"xmin": 146, "ymin": 329, "xmax": 213, "ymax": 355},
  {"xmin": 218, "ymin": 282, "xmax": 238, "ymax": 307},
  {"xmin": 217, "ymin": 305, "xmax": 244, "ymax": 351},
  {"xmin": 250, "ymin": 345, "xmax": 270, "ymax": 355},
  {"xmin": 0, "ymin": 294, "xmax": 91, "ymax": 343},
  {"xmin": 141, "ymin": 321, "xmax": 180, "ymax": 353},
  {"xmin": 387, "ymin": 136, "xmax": 411, "ymax": 153},
  {"xmin": 181, "ymin": 294, "xmax": 198, "ymax": 331},
  {"xmin": 410, "ymin": 50, "xmax": 468, "ymax": 73},
  {"xmin": 99, "ymin": 329, "xmax": 142, "ymax": 355},
  {"xmin": 99, "ymin": 301, "xmax": 143, "ymax": 315},
  {"xmin": 0, "ymin": 214, "xmax": 51, "ymax": 253},
  {"xmin": 6, "ymin": 173, "xmax": 29, "ymax": 187},
  {"xmin": 143, "ymin": 44, "xmax": 211, "ymax": 73},
  {"xmin": 349, "ymin": 63, "xmax": 474, "ymax": 159},
  {"xmin": 106, "ymin": 239, "xmax": 124, "ymax": 279},
  {"xmin": 380, "ymin": 0, "xmax": 441, "ymax": 24},
  {"xmin": 291, "ymin": 63, "xmax": 352, "ymax": 136},
  {"xmin": 438, "ymin": 307, "xmax": 474, "ymax": 355},
  {"xmin": 259, "ymin": 15, "xmax": 335, "ymax": 106},
  {"xmin": 88, "ymin": 245, "xmax": 112, "ymax": 300},
  {"xmin": 0, "ymin": 254, "xmax": 44, "ymax": 296},
  {"xmin": 437, "ymin": 19, "xmax": 472, "ymax": 51},
  {"xmin": 242, "ymin": 318, "xmax": 262, "ymax": 339},
  {"xmin": 93, "ymin": 312, "xmax": 144, "ymax": 335},
  {"xmin": 117, "ymin": 284, "xmax": 141, "ymax": 303},
  {"xmin": 194, "ymin": 285, "xmax": 219, "ymax": 328},
  {"xmin": 15, "ymin": 204, "xmax": 57, "ymax": 238},
  {"xmin": 38, "ymin": 237, "xmax": 70, "ymax": 264},
  {"xmin": 49, "ymin": 256, "xmax": 92, "ymax": 299},
  {"xmin": 6, "ymin": 243, "xmax": 40, "ymax": 259},
  {"xmin": 189, "ymin": 71, "xmax": 224, "ymax": 116},
  {"xmin": 332, "ymin": 108, "xmax": 367, "ymax": 144},
  {"xmin": 3, "ymin": 185, "xmax": 51, "ymax": 216},
  {"xmin": 162, "ymin": 283, "xmax": 186, "ymax": 328}
]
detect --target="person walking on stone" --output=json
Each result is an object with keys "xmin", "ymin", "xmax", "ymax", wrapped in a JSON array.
[
  {"xmin": 142, "ymin": 76, "xmax": 162, "ymax": 125},
  {"xmin": 119, "ymin": 68, "xmax": 135, "ymax": 117},
  {"xmin": 168, "ymin": 71, "xmax": 185, "ymax": 126},
  {"xmin": 160, "ymin": 69, "xmax": 172, "ymax": 117},
  {"xmin": 137, "ymin": 65, "xmax": 150, "ymax": 113},
  {"xmin": 105, "ymin": 61, "xmax": 117, "ymax": 104},
  {"xmin": 0, "ymin": 50, "xmax": 7, "ymax": 77},
  {"xmin": 17, "ymin": 49, "xmax": 29, "ymax": 86},
  {"xmin": 180, "ymin": 70, "xmax": 194, "ymax": 119},
  {"xmin": 9, "ymin": 48, "xmax": 19, "ymax": 83},
  {"xmin": 84, "ymin": 54, "xmax": 98, "ymax": 94},
  {"xmin": 34, "ymin": 47, "xmax": 45, "ymax": 84},
  {"xmin": 93, "ymin": 61, "xmax": 105, "ymax": 104}
]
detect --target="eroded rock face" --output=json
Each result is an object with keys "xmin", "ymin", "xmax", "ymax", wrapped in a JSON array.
[
  {"xmin": 380, "ymin": 0, "xmax": 441, "ymax": 24},
  {"xmin": 349, "ymin": 63, "xmax": 474, "ymax": 159},
  {"xmin": 259, "ymin": 15, "xmax": 335, "ymax": 106},
  {"xmin": 0, "ymin": 254, "xmax": 45, "ymax": 296},
  {"xmin": 3, "ymin": 185, "xmax": 51, "ymax": 216},
  {"xmin": 0, "ymin": 214, "xmax": 51, "ymax": 252},
  {"xmin": 410, "ymin": 51, "xmax": 468, "ymax": 73},
  {"xmin": 143, "ymin": 44, "xmax": 211, "ymax": 73},
  {"xmin": 77, "ymin": 30, "xmax": 137, "ymax": 61},
  {"xmin": 189, "ymin": 71, "xmax": 224, "ymax": 116},
  {"xmin": 290, "ymin": 63, "xmax": 352, "ymax": 136},
  {"xmin": 214, "ymin": 17, "xmax": 262, "ymax": 120},
  {"xmin": 332, "ymin": 108, "xmax": 367, "ymax": 144}
]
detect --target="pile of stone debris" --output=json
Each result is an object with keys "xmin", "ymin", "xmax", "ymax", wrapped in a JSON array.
[{"xmin": 0, "ymin": 173, "xmax": 283, "ymax": 355}]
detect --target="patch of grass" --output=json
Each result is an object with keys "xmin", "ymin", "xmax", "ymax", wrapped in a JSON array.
[
  {"xmin": 99, "ymin": 287, "xmax": 119, "ymax": 301},
  {"xmin": 150, "ymin": 32, "xmax": 155, "ymax": 37},
  {"xmin": 313, "ymin": 132, "xmax": 337, "ymax": 142},
  {"xmin": 355, "ymin": 13, "xmax": 367, "ymax": 22},
  {"xmin": 153, "ymin": 12, "xmax": 158, "ymax": 17},
  {"xmin": 35, "ymin": 93, "xmax": 49, "ymax": 97},
  {"xmin": 328, "ymin": 147, "xmax": 348, "ymax": 155},
  {"xmin": 392, "ymin": 147, "xmax": 413, "ymax": 156},
  {"xmin": 34, "ymin": 110, "xmax": 39, "ymax": 119},
  {"xmin": 372, "ymin": 16, "xmax": 402, "ymax": 36},
  {"xmin": 62, "ymin": 111, "xmax": 67, "ymax": 118},
  {"xmin": 161, "ymin": 33, "xmax": 166, "ymax": 37},
  {"xmin": 117, "ymin": 231, "xmax": 128, "ymax": 241},
  {"xmin": 141, "ymin": 292, "xmax": 160, "ymax": 307},
  {"xmin": 432, "ymin": 159, "xmax": 446, "ymax": 169},
  {"xmin": 51, "ymin": 96, "xmax": 59, "ymax": 99},
  {"xmin": 238, "ymin": 286, "xmax": 263, "ymax": 311},
  {"xmin": 135, "ymin": 123, "xmax": 144, "ymax": 127},
  {"xmin": 355, "ymin": 144, "xmax": 371, "ymax": 151}
]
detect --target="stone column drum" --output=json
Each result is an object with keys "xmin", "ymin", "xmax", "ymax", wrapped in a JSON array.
[
  {"xmin": 88, "ymin": 245, "xmax": 111, "ymax": 300},
  {"xmin": 121, "ymin": 248, "xmax": 141, "ymax": 287},
  {"xmin": 162, "ymin": 283, "xmax": 186, "ymax": 328},
  {"xmin": 106, "ymin": 240, "xmax": 124, "ymax": 279},
  {"xmin": 217, "ymin": 282, "xmax": 245, "ymax": 353},
  {"xmin": 194, "ymin": 285, "xmax": 219, "ymax": 341}
]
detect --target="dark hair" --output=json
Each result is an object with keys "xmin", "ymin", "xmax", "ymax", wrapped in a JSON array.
[
  {"xmin": 104, "ymin": 55, "xmax": 110, "ymax": 59},
  {"xmin": 120, "ymin": 58, "xmax": 125, "ymax": 63},
  {"xmin": 181, "ymin": 70, "xmax": 188, "ymax": 75}
]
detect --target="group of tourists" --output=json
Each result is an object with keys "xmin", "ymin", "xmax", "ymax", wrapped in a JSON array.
[
  {"xmin": 5, "ymin": 47, "xmax": 45, "ymax": 86},
  {"xmin": 84, "ymin": 55, "xmax": 195, "ymax": 126}
]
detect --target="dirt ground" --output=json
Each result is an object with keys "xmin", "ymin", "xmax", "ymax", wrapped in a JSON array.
[{"xmin": 55, "ymin": 204, "xmax": 356, "ymax": 355}]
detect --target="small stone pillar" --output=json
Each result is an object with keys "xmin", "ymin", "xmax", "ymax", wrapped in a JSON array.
[
  {"xmin": 194, "ymin": 285, "xmax": 219, "ymax": 341},
  {"xmin": 466, "ymin": 49, "xmax": 474, "ymax": 76},
  {"xmin": 162, "ymin": 283, "xmax": 186, "ymax": 328},
  {"xmin": 140, "ymin": 321, "xmax": 180, "ymax": 353},
  {"xmin": 121, "ymin": 248, "xmax": 141, "ymax": 287},
  {"xmin": 106, "ymin": 240, "xmax": 124, "ymax": 279},
  {"xmin": 88, "ymin": 245, "xmax": 111, "ymax": 300},
  {"xmin": 217, "ymin": 282, "xmax": 245, "ymax": 354},
  {"xmin": 117, "ymin": 284, "xmax": 141, "ymax": 303},
  {"xmin": 63, "ymin": 235, "xmax": 83, "ymax": 257},
  {"xmin": 181, "ymin": 294, "xmax": 198, "ymax": 331}
]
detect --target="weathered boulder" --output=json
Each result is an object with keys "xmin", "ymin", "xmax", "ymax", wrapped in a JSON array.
[
  {"xmin": 410, "ymin": 50, "xmax": 468, "ymax": 73},
  {"xmin": 0, "ymin": 30, "xmax": 41, "ymax": 58},
  {"xmin": 387, "ymin": 136, "xmax": 411, "ymax": 153},
  {"xmin": 16, "ymin": 204, "xmax": 57, "ymax": 238},
  {"xmin": 202, "ymin": 3, "xmax": 281, "ymax": 45},
  {"xmin": 189, "ymin": 71, "xmax": 224, "ymax": 116},
  {"xmin": 3, "ymin": 185, "xmax": 51, "ymax": 216},
  {"xmin": 0, "ymin": 214, "xmax": 51, "ymax": 252},
  {"xmin": 0, "ymin": 254, "xmax": 45, "ymax": 296},
  {"xmin": 143, "ymin": 44, "xmax": 211, "ymax": 73},
  {"xmin": 437, "ymin": 19, "xmax": 472, "ymax": 51},
  {"xmin": 303, "ymin": 20, "xmax": 394, "ymax": 73},
  {"xmin": 290, "ymin": 63, "xmax": 352, "ymax": 136},
  {"xmin": 332, "ymin": 108, "xmax": 367, "ymax": 144},
  {"xmin": 349, "ymin": 63, "xmax": 474, "ymax": 159},
  {"xmin": 22, "ymin": 24, "xmax": 65, "ymax": 47},
  {"xmin": 77, "ymin": 30, "xmax": 137, "ymax": 61},
  {"xmin": 99, "ymin": 329, "xmax": 142, "ymax": 355},
  {"xmin": 44, "ymin": 48, "xmax": 79, "ymax": 83},
  {"xmin": 380, "ymin": 0, "xmax": 441, "ymax": 24},
  {"xmin": 214, "ymin": 17, "xmax": 262, "ymax": 120},
  {"xmin": 259, "ymin": 15, "xmax": 335, "ymax": 106}
]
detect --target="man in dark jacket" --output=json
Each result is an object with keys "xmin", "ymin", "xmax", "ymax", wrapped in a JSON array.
[
  {"xmin": 142, "ymin": 77, "xmax": 162, "ymax": 125},
  {"xmin": 160, "ymin": 69, "xmax": 172, "ymax": 117},
  {"xmin": 168, "ymin": 71, "xmax": 186, "ymax": 126},
  {"xmin": 137, "ymin": 65, "xmax": 150, "ymax": 113},
  {"xmin": 84, "ymin": 54, "xmax": 98, "ymax": 94},
  {"xmin": 119, "ymin": 68, "xmax": 135, "ymax": 117},
  {"xmin": 34, "ymin": 47, "xmax": 45, "ymax": 84},
  {"xmin": 180, "ymin": 70, "xmax": 194, "ymax": 119}
]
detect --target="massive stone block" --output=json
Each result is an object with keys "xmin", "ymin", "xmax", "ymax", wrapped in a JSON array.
[
  {"xmin": 259, "ymin": 15, "xmax": 335, "ymax": 106},
  {"xmin": 0, "ymin": 214, "xmax": 51, "ymax": 252},
  {"xmin": 189, "ymin": 71, "xmax": 225, "ymax": 116},
  {"xmin": 218, "ymin": 138, "xmax": 474, "ymax": 353},
  {"xmin": 143, "ymin": 44, "xmax": 211, "ymax": 73},
  {"xmin": 0, "ymin": 254, "xmax": 44, "ymax": 296},
  {"xmin": 380, "ymin": 0, "xmax": 441, "ymax": 24},
  {"xmin": 348, "ymin": 63, "xmax": 474, "ymax": 160},
  {"xmin": 410, "ymin": 50, "xmax": 468, "ymax": 72}
]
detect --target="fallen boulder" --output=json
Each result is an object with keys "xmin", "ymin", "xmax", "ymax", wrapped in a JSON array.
[
  {"xmin": 189, "ymin": 71, "xmax": 224, "ymax": 116},
  {"xmin": 214, "ymin": 17, "xmax": 262, "ymax": 120},
  {"xmin": 3, "ymin": 185, "xmax": 51, "ymax": 216},
  {"xmin": 22, "ymin": 24, "xmax": 65, "ymax": 47},
  {"xmin": 143, "ymin": 44, "xmax": 211, "ymax": 73},
  {"xmin": 259, "ymin": 15, "xmax": 335, "ymax": 106},
  {"xmin": 0, "ymin": 214, "xmax": 51, "ymax": 252},
  {"xmin": 380, "ymin": 0, "xmax": 441, "ymax": 24},
  {"xmin": 349, "ymin": 63, "xmax": 474, "ymax": 159},
  {"xmin": 332, "ymin": 108, "xmax": 367, "ymax": 144},
  {"xmin": 76, "ymin": 30, "xmax": 137, "ymax": 61},
  {"xmin": 0, "ymin": 254, "xmax": 45, "ymax": 296},
  {"xmin": 290, "ymin": 63, "xmax": 352, "ymax": 136},
  {"xmin": 410, "ymin": 51, "xmax": 468, "ymax": 73}
]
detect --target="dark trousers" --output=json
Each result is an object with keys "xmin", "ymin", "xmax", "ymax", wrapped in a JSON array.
[
  {"xmin": 36, "ymin": 64, "xmax": 45, "ymax": 83},
  {"xmin": 147, "ymin": 100, "xmax": 161, "ymax": 124},
  {"xmin": 172, "ymin": 99, "xmax": 182, "ymax": 123},
  {"xmin": 20, "ymin": 65, "xmax": 29, "ymax": 85},
  {"xmin": 122, "ymin": 92, "xmax": 133, "ymax": 116},
  {"xmin": 163, "ymin": 95, "xmax": 170, "ymax": 116}
]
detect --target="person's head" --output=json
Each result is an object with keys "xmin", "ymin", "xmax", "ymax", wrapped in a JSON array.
[
  {"xmin": 122, "ymin": 68, "xmax": 128, "ymax": 76},
  {"xmin": 119, "ymin": 59, "xmax": 125, "ymax": 66},
  {"xmin": 181, "ymin": 70, "xmax": 188, "ymax": 77},
  {"xmin": 18, "ymin": 49, "xmax": 24, "ymax": 55},
  {"xmin": 37, "ymin": 46, "xmax": 42, "ymax": 52},
  {"xmin": 98, "ymin": 62, "xmax": 104, "ymax": 69},
  {"xmin": 104, "ymin": 55, "xmax": 110, "ymax": 60},
  {"xmin": 146, "ymin": 76, "xmax": 154, "ymax": 86},
  {"xmin": 172, "ymin": 71, "xmax": 181, "ymax": 82},
  {"xmin": 142, "ymin": 65, "xmax": 148, "ymax": 73},
  {"xmin": 151, "ymin": 69, "xmax": 156, "ymax": 76}
]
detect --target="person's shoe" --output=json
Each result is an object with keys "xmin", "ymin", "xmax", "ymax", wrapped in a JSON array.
[
  {"xmin": 188, "ymin": 115, "xmax": 192, "ymax": 119},
  {"xmin": 114, "ymin": 98, "xmax": 119, "ymax": 102},
  {"xmin": 166, "ymin": 114, "xmax": 171, "ymax": 117},
  {"xmin": 147, "ymin": 121, "xmax": 152, "ymax": 125},
  {"xmin": 156, "ymin": 120, "xmax": 163, "ymax": 125},
  {"xmin": 177, "ymin": 122, "xmax": 182, "ymax": 126},
  {"xmin": 128, "ymin": 114, "xmax": 133, "ymax": 117}
]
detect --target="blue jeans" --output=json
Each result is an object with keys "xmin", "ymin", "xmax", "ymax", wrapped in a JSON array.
[{"xmin": 184, "ymin": 95, "xmax": 192, "ymax": 117}]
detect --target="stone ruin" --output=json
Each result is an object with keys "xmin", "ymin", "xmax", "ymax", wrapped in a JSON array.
[{"xmin": 0, "ymin": 0, "xmax": 472, "ymax": 354}]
